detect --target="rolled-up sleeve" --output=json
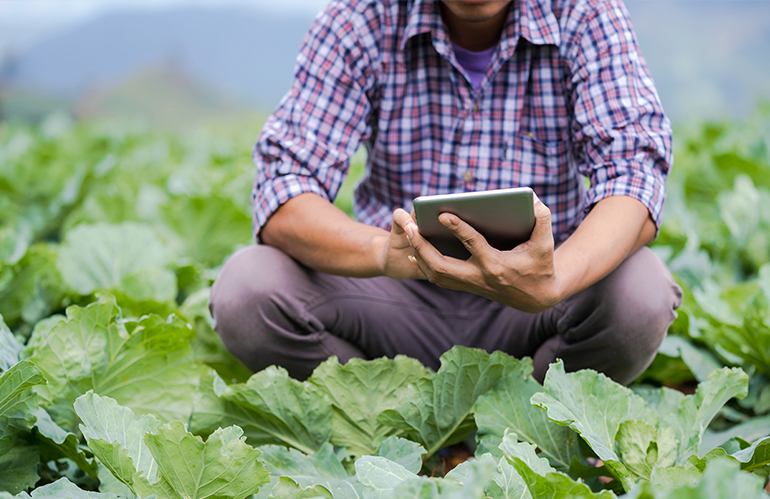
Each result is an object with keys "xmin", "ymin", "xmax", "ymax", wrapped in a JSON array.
[
  {"xmin": 251, "ymin": 0, "xmax": 379, "ymax": 239},
  {"xmin": 566, "ymin": 0, "xmax": 672, "ymax": 232}
]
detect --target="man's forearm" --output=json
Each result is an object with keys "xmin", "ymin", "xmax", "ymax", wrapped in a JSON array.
[
  {"xmin": 553, "ymin": 195, "xmax": 657, "ymax": 302},
  {"xmin": 260, "ymin": 193, "xmax": 388, "ymax": 277}
]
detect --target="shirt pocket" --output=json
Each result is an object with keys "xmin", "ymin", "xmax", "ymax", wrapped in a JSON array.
[{"xmin": 503, "ymin": 133, "xmax": 569, "ymax": 189}]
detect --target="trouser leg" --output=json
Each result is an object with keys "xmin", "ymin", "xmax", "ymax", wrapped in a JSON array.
[
  {"xmin": 542, "ymin": 247, "xmax": 683, "ymax": 384},
  {"xmin": 209, "ymin": 245, "xmax": 473, "ymax": 379},
  {"xmin": 463, "ymin": 247, "xmax": 683, "ymax": 385},
  {"xmin": 210, "ymin": 245, "xmax": 681, "ymax": 384}
]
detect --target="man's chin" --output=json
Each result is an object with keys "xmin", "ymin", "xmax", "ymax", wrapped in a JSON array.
[{"xmin": 440, "ymin": 0, "xmax": 512, "ymax": 23}]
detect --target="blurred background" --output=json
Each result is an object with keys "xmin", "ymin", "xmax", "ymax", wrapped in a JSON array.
[{"xmin": 0, "ymin": 0, "xmax": 769, "ymax": 129}]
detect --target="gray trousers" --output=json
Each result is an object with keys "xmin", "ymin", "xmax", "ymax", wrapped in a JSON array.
[{"xmin": 209, "ymin": 245, "xmax": 682, "ymax": 385}]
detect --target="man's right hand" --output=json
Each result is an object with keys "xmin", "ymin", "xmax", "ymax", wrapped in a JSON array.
[
  {"xmin": 379, "ymin": 208, "xmax": 427, "ymax": 280},
  {"xmin": 262, "ymin": 193, "xmax": 428, "ymax": 279}
]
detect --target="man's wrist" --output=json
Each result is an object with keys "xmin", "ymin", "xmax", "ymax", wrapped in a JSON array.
[{"xmin": 371, "ymin": 232, "xmax": 390, "ymax": 277}]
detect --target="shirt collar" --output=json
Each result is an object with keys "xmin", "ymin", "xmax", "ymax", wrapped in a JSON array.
[{"xmin": 400, "ymin": 0, "xmax": 561, "ymax": 54}]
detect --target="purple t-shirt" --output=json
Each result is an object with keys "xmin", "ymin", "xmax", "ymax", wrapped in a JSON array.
[{"xmin": 451, "ymin": 42, "xmax": 495, "ymax": 90}]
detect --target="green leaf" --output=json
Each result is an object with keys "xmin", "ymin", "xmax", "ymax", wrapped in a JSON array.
[
  {"xmin": 160, "ymin": 195, "xmax": 252, "ymax": 268},
  {"xmin": 695, "ymin": 272, "xmax": 770, "ymax": 377},
  {"xmin": 501, "ymin": 433, "xmax": 616, "ymax": 499},
  {"xmin": 449, "ymin": 454, "xmax": 528, "ymax": 499},
  {"xmin": 30, "ymin": 406, "xmax": 98, "ymax": 479},
  {"xmin": 615, "ymin": 420, "xmax": 677, "ymax": 481},
  {"xmin": 439, "ymin": 455, "xmax": 497, "ymax": 499},
  {"xmin": 655, "ymin": 336, "xmax": 723, "ymax": 383},
  {"xmin": 530, "ymin": 360, "xmax": 658, "ymax": 463},
  {"xmin": 377, "ymin": 437, "xmax": 426, "ymax": 475},
  {"xmin": 731, "ymin": 436, "xmax": 770, "ymax": 472},
  {"xmin": 0, "ymin": 445, "xmax": 41, "ymax": 495},
  {"xmin": 268, "ymin": 477, "xmax": 333, "ymax": 499},
  {"xmin": 643, "ymin": 367, "xmax": 749, "ymax": 464},
  {"xmin": 254, "ymin": 444, "xmax": 363, "ymax": 499},
  {"xmin": 380, "ymin": 479, "xmax": 441, "ymax": 499},
  {"xmin": 739, "ymin": 375, "xmax": 770, "ymax": 416},
  {"xmin": 658, "ymin": 458, "xmax": 768, "ymax": 499},
  {"xmin": 96, "ymin": 463, "xmax": 134, "ymax": 497},
  {"xmin": 57, "ymin": 222, "xmax": 177, "ymax": 303},
  {"xmin": 369, "ymin": 456, "xmax": 495, "ymax": 499},
  {"xmin": 61, "ymin": 179, "xmax": 148, "ymax": 233},
  {"xmin": 0, "ymin": 221, "xmax": 31, "ymax": 267},
  {"xmin": 0, "ymin": 244, "xmax": 67, "ymax": 330},
  {"xmin": 0, "ymin": 361, "xmax": 47, "ymax": 494},
  {"xmin": 309, "ymin": 356, "xmax": 431, "ymax": 458},
  {"xmin": 473, "ymin": 368, "xmax": 579, "ymax": 471},
  {"xmin": 700, "ymin": 415, "xmax": 770, "ymax": 454},
  {"xmin": 648, "ymin": 462, "xmax": 704, "ymax": 494},
  {"xmin": 355, "ymin": 455, "xmax": 417, "ymax": 498},
  {"xmin": 0, "ymin": 316, "xmax": 24, "ymax": 371},
  {"xmin": 75, "ymin": 391, "xmax": 162, "ymax": 488},
  {"xmin": 27, "ymin": 294, "xmax": 207, "ymax": 429},
  {"xmin": 0, "ymin": 361, "xmax": 46, "ymax": 440},
  {"xmin": 8, "ymin": 477, "xmax": 122, "ymax": 499},
  {"xmin": 196, "ymin": 367, "xmax": 332, "ymax": 454},
  {"xmin": 499, "ymin": 431, "xmax": 556, "ymax": 476},
  {"xmin": 142, "ymin": 422, "xmax": 270, "ymax": 499},
  {"xmin": 180, "ymin": 288, "xmax": 252, "ymax": 385},
  {"xmin": 377, "ymin": 347, "xmax": 528, "ymax": 458},
  {"xmin": 647, "ymin": 448, "xmax": 728, "ymax": 493},
  {"xmin": 718, "ymin": 175, "xmax": 762, "ymax": 247},
  {"xmin": 355, "ymin": 438, "xmax": 470, "ymax": 499}
]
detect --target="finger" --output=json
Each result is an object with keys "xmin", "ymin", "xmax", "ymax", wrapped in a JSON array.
[
  {"xmin": 391, "ymin": 208, "xmax": 412, "ymax": 235},
  {"xmin": 411, "ymin": 249, "xmax": 479, "ymax": 290},
  {"xmin": 408, "ymin": 252, "xmax": 431, "ymax": 280},
  {"xmin": 529, "ymin": 192, "xmax": 554, "ymax": 245},
  {"xmin": 410, "ymin": 251, "xmax": 440, "ymax": 284},
  {"xmin": 437, "ymin": 212, "xmax": 491, "ymax": 257},
  {"xmin": 407, "ymin": 254, "xmax": 428, "ymax": 279},
  {"xmin": 405, "ymin": 214, "xmax": 479, "ymax": 284}
]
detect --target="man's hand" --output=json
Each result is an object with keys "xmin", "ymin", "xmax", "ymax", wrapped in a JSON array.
[
  {"xmin": 394, "ymin": 195, "xmax": 561, "ymax": 313},
  {"xmin": 395, "ymin": 194, "xmax": 656, "ymax": 313},
  {"xmin": 379, "ymin": 208, "xmax": 428, "ymax": 280}
]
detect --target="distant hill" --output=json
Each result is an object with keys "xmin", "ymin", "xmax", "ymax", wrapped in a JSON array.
[
  {"xmin": 2, "ymin": 6, "xmax": 318, "ymax": 112},
  {"xmin": 72, "ymin": 63, "xmax": 254, "ymax": 129},
  {"xmin": 1, "ymin": 1, "xmax": 769, "ymax": 123}
]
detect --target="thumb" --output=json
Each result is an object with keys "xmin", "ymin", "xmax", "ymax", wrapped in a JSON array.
[{"xmin": 530, "ymin": 192, "xmax": 553, "ymax": 244}]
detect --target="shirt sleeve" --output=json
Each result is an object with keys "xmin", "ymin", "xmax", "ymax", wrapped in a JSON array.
[
  {"xmin": 566, "ymin": 0, "xmax": 673, "ymax": 233},
  {"xmin": 251, "ymin": 0, "xmax": 380, "ymax": 240}
]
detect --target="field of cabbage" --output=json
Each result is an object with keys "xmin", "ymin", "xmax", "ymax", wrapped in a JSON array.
[{"xmin": 1, "ymin": 112, "xmax": 769, "ymax": 499}]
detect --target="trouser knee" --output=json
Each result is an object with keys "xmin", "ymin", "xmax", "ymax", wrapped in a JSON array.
[
  {"xmin": 546, "ymin": 248, "xmax": 683, "ymax": 385},
  {"xmin": 209, "ymin": 245, "xmax": 313, "ymax": 374}
]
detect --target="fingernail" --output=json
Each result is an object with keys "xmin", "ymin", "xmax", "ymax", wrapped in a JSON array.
[
  {"xmin": 408, "ymin": 255, "xmax": 417, "ymax": 264},
  {"xmin": 406, "ymin": 224, "xmax": 416, "ymax": 239},
  {"xmin": 439, "ymin": 215, "xmax": 453, "ymax": 228}
]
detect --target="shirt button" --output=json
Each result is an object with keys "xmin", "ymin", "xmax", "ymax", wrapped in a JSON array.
[
  {"xmin": 526, "ymin": 132, "xmax": 535, "ymax": 139},
  {"xmin": 472, "ymin": 102, "xmax": 479, "ymax": 112},
  {"xmin": 463, "ymin": 171, "xmax": 473, "ymax": 182}
]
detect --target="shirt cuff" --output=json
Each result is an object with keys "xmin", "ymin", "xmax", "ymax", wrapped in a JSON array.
[
  {"xmin": 251, "ymin": 174, "xmax": 331, "ymax": 241},
  {"xmin": 583, "ymin": 165, "xmax": 667, "ymax": 234}
]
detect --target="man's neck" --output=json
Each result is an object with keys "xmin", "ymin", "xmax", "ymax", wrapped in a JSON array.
[{"xmin": 439, "ymin": 2, "xmax": 512, "ymax": 52}]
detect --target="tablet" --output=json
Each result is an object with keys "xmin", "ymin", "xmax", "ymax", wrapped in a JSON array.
[{"xmin": 413, "ymin": 187, "xmax": 535, "ymax": 260}]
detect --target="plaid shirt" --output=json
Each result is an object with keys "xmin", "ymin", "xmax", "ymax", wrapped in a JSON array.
[{"xmin": 252, "ymin": 0, "xmax": 672, "ymax": 244}]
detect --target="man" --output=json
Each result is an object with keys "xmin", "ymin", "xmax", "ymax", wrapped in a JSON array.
[{"xmin": 210, "ymin": 0, "xmax": 683, "ymax": 385}]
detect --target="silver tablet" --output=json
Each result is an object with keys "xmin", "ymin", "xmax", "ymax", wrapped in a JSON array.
[{"xmin": 413, "ymin": 187, "xmax": 535, "ymax": 260}]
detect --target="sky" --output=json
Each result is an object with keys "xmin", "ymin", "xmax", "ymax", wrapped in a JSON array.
[{"xmin": 0, "ymin": 0, "xmax": 329, "ymax": 53}]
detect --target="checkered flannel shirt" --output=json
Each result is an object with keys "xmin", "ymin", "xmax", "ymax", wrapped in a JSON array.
[{"xmin": 252, "ymin": 0, "xmax": 672, "ymax": 244}]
